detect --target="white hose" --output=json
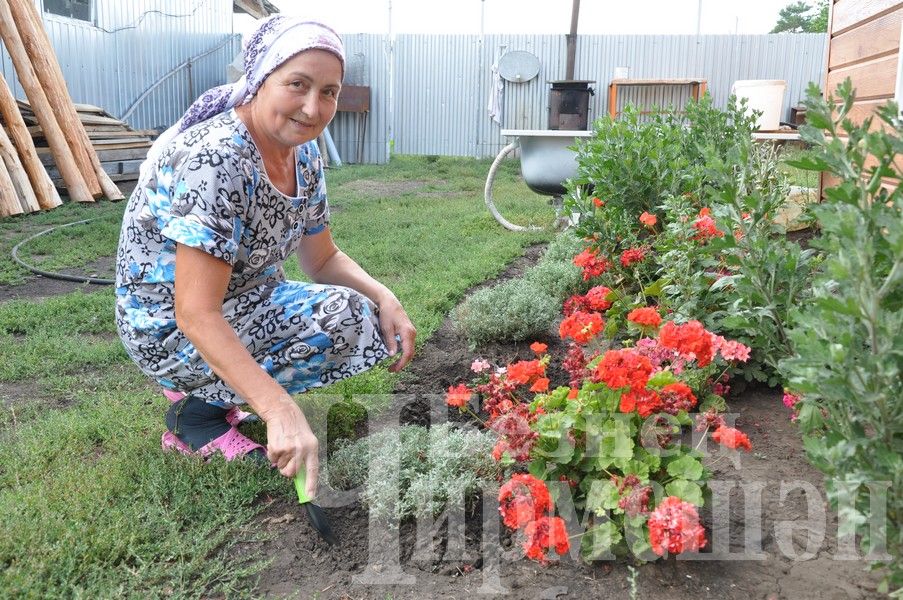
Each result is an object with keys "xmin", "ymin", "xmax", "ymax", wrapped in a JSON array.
[{"xmin": 483, "ymin": 142, "xmax": 542, "ymax": 232}]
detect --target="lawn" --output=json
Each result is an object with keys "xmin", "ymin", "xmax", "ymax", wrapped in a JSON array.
[{"xmin": 0, "ymin": 155, "xmax": 552, "ymax": 598}]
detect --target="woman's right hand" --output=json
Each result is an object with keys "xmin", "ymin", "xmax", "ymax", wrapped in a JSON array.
[{"xmin": 260, "ymin": 396, "xmax": 319, "ymax": 495}]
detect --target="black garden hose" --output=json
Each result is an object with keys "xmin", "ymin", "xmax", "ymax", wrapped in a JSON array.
[{"xmin": 10, "ymin": 218, "xmax": 115, "ymax": 285}]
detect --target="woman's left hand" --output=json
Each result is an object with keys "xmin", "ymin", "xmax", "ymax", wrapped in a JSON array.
[{"xmin": 377, "ymin": 294, "xmax": 416, "ymax": 372}]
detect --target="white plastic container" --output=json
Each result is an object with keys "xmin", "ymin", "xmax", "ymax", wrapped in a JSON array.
[{"xmin": 730, "ymin": 79, "xmax": 787, "ymax": 131}]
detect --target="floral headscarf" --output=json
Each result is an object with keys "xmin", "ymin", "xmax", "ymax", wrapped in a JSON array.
[{"xmin": 143, "ymin": 16, "xmax": 344, "ymax": 174}]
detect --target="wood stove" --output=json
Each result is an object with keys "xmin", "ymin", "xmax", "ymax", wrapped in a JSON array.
[{"xmin": 548, "ymin": 80, "xmax": 594, "ymax": 130}]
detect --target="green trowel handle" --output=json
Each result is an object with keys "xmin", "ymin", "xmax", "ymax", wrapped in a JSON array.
[{"xmin": 294, "ymin": 468, "xmax": 311, "ymax": 504}]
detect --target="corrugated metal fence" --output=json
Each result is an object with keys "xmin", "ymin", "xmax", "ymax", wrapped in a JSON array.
[
  {"xmin": 2, "ymin": 9, "xmax": 826, "ymax": 166},
  {"xmin": 334, "ymin": 33, "xmax": 826, "ymax": 163},
  {"xmin": 0, "ymin": 0, "xmax": 236, "ymax": 131}
]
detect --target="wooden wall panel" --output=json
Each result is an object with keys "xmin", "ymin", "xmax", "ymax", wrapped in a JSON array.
[
  {"xmin": 827, "ymin": 54, "xmax": 898, "ymax": 99},
  {"xmin": 833, "ymin": 0, "xmax": 901, "ymax": 34},
  {"xmin": 829, "ymin": 7, "xmax": 903, "ymax": 68}
]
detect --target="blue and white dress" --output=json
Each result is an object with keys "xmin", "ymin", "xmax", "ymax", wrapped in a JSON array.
[{"xmin": 115, "ymin": 109, "xmax": 388, "ymax": 407}]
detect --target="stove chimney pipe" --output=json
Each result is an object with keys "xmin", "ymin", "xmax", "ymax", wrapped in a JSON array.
[{"xmin": 565, "ymin": 0, "xmax": 580, "ymax": 80}]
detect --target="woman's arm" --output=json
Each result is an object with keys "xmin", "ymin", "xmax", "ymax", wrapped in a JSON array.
[
  {"xmin": 174, "ymin": 243, "xmax": 320, "ymax": 492},
  {"xmin": 296, "ymin": 228, "xmax": 416, "ymax": 372}
]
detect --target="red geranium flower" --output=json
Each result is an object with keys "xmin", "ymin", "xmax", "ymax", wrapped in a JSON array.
[
  {"xmin": 530, "ymin": 377, "xmax": 550, "ymax": 393},
  {"xmin": 712, "ymin": 425, "xmax": 752, "ymax": 451},
  {"xmin": 627, "ymin": 307, "xmax": 662, "ymax": 328},
  {"xmin": 559, "ymin": 310, "xmax": 604, "ymax": 344},
  {"xmin": 659, "ymin": 320, "xmax": 714, "ymax": 367},
  {"xmin": 659, "ymin": 382, "xmax": 698, "ymax": 414},
  {"xmin": 620, "ymin": 246, "xmax": 647, "ymax": 268},
  {"xmin": 592, "ymin": 197, "xmax": 605, "ymax": 208},
  {"xmin": 584, "ymin": 285, "xmax": 613, "ymax": 312},
  {"xmin": 446, "ymin": 383, "xmax": 472, "ymax": 407},
  {"xmin": 648, "ymin": 496, "xmax": 707, "ymax": 556},
  {"xmin": 619, "ymin": 387, "xmax": 663, "ymax": 418},
  {"xmin": 498, "ymin": 474, "xmax": 552, "ymax": 529},
  {"xmin": 573, "ymin": 248, "xmax": 611, "ymax": 281},
  {"xmin": 593, "ymin": 349, "xmax": 653, "ymax": 391},
  {"xmin": 692, "ymin": 208, "xmax": 724, "ymax": 242},
  {"xmin": 530, "ymin": 341, "xmax": 548, "ymax": 355},
  {"xmin": 524, "ymin": 516, "xmax": 570, "ymax": 563},
  {"xmin": 639, "ymin": 211, "xmax": 658, "ymax": 228},
  {"xmin": 491, "ymin": 406, "xmax": 537, "ymax": 462},
  {"xmin": 506, "ymin": 359, "xmax": 546, "ymax": 386}
]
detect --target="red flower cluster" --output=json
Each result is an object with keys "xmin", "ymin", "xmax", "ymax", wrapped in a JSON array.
[
  {"xmin": 692, "ymin": 208, "xmax": 724, "ymax": 242},
  {"xmin": 627, "ymin": 307, "xmax": 662, "ymax": 328},
  {"xmin": 476, "ymin": 372, "xmax": 519, "ymax": 422},
  {"xmin": 658, "ymin": 382, "xmax": 698, "ymax": 414},
  {"xmin": 659, "ymin": 320, "xmax": 714, "ymax": 367},
  {"xmin": 559, "ymin": 310, "xmax": 604, "ymax": 344},
  {"xmin": 491, "ymin": 405, "xmax": 538, "ymax": 462},
  {"xmin": 584, "ymin": 286, "xmax": 613, "ymax": 311},
  {"xmin": 573, "ymin": 248, "xmax": 611, "ymax": 281},
  {"xmin": 611, "ymin": 474, "xmax": 652, "ymax": 517},
  {"xmin": 592, "ymin": 196, "xmax": 605, "ymax": 208},
  {"xmin": 712, "ymin": 425, "xmax": 752, "ymax": 451},
  {"xmin": 593, "ymin": 349, "xmax": 653, "ymax": 391},
  {"xmin": 620, "ymin": 246, "xmax": 647, "ymax": 268},
  {"xmin": 694, "ymin": 409, "xmax": 726, "ymax": 432},
  {"xmin": 506, "ymin": 359, "xmax": 546, "ymax": 386},
  {"xmin": 648, "ymin": 496, "xmax": 707, "ymax": 556},
  {"xmin": 562, "ymin": 342, "xmax": 594, "ymax": 388},
  {"xmin": 619, "ymin": 387, "xmax": 662, "ymax": 418},
  {"xmin": 639, "ymin": 211, "xmax": 658, "ymax": 228},
  {"xmin": 524, "ymin": 516, "xmax": 571, "ymax": 563},
  {"xmin": 498, "ymin": 474, "xmax": 551, "ymax": 529},
  {"xmin": 530, "ymin": 341, "xmax": 548, "ymax": 354},
  {"xmin": 446, "ymin": 383, "xmax": 472, "ymax": 407}
]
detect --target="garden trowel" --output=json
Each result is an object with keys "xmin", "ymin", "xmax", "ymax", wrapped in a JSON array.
[{"xmin": 294, "ymin": 468, "xmax": 337, "ymax": 545}]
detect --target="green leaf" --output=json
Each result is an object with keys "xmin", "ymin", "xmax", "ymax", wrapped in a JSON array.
[
  {"xmin": 586, "ymin": 479, "xmax": 621, "ymax": 515},
  {"xmin": 580, "ymin": 520, "xmax": 622, "ymax": 560},
  {"xmin": 647, "ymin": 370, "xmax": 678, "ymax": 388},
  {"xmin": 643, "ymin": 278, "xmax": 667, "ymax": 297},
  {"xmin": 599, "ymin": 418, "xmax": 635, "ymax": 462},
  {"xmin": 665, "ymin": 479, "xmax": 704, "ymax": 506},
  {"xmin": 666, "ymin": 455, "xmax": 703, "ymax": 481}
]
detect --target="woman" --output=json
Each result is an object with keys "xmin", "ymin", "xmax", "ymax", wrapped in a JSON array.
[{"xmin": 115, "ymin": 16, "xmax": 415, "ymax": 499}]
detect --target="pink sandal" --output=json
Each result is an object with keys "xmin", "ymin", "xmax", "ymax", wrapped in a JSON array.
[
  {"xmin": 161, "ymin": 426, "xmax": 268, "ymax": 462},
  {"xmin": 162, "ymin": 389, "xmax": 259, "ymax": 427}
]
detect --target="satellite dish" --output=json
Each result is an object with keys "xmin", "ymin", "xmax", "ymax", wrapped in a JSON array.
[{"xmin": 498, "ymin": 51, "xmax": 541, "ymax": 83}]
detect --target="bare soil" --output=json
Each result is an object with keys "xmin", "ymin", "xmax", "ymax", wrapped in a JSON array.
[{"xmin": 237, "ymin": 247, "xmax": 884, "ymax": 600}]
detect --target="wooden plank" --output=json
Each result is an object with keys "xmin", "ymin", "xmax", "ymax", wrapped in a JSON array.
[
  {"xmin": 36, "ymin": 139, "xmax": 153, "ymax": 154},
  {"xmin": 826, "ymin": 54, "xmax": 898, "ymax": 100},
  {"xmin": 838, "ymin": 99, "xmax": 897, "ymax": 132},
  {"xmin": 833, "ymin": 0, "xmax": 903, "ymax": 35},
  {"xmin": 829, "ymin": 7, "xmax": 902, "ymax": 68},
  {"xmin": 38, "ymin": 146, "xmax": 149, "ymax": 167}
]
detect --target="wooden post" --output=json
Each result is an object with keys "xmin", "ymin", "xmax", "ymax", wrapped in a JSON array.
[
  {"xmin": 0, "ymin": 71, "xmax": 61, "ymax": 209},
  {"xmin": 608, "ymin": 83, "xmax": 618, "ymax": 119},
  {"xmin": 0, "ymin": 123, "xmax": 39, "ymax": 212},
  {"xmin": 8, "ymin": 0, "xmax": 101, "ymax": 198},
  {"xmin": 16, "ymin": 0, "xmax": 123, "ymax": 200},
  {"xmin": 0, "ymin": 150, "xmax": 22, "ymax": 217},
  {"xmin": 0, "ymin": 0, "xmax": 93, "ymax": 203}
]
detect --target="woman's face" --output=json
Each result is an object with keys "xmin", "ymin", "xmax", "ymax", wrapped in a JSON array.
[{"xmin": 252, "ymin": 49, "xmax": 343, "ymax": 149}]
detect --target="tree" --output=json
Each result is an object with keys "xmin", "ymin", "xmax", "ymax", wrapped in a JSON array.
[{"xmin": 771, "ymin": 0, "xmax": 828, "ymax": 33}]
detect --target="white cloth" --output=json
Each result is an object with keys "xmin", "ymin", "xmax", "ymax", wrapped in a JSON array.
[{"xmin": 487, "ymin": 60, "xmax": 503, "ymax": 125}]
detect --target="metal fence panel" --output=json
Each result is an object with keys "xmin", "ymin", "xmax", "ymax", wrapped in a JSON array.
[{"xmin": 0, "ymin": 0, "xmax": 235, "ymax": 130}]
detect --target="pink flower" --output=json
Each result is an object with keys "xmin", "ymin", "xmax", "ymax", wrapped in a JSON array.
[
  {"xmin": 471, "ymin": 358, "xmax": 491, "ymax": 373},
  {"xmin": 711, "ymin": 334, "xmax": 751, "ymax": 362}
]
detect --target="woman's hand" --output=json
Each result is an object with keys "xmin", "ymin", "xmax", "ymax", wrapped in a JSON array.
[
  {"xmin": 377, "ymin": 294, "xmax": 416, "ymax": 373},
  {"xmin": 259, "ymin": 395, "xmax": 320, "ymax": 494}
]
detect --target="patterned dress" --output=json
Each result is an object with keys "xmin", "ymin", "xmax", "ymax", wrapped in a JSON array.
[{"xmin": 115, "ymin": 109, "xmax": 388, "ymax": 407}]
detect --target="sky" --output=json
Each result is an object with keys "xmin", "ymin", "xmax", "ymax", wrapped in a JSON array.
[{"xmin": 236, "ymin": 0, "xmax": 801, "ymax": 36}]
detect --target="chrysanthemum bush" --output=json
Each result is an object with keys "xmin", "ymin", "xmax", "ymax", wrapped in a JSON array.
[
  {"xmin": 779, "ymin": 82, "xmax": 903, "ymax": 594},
  {"xmin": 324, "ymin": 423, "xmax": 501, "ymax": 521},
  {"xmin": 448, "ymin": 309, "xmax": 753, "ymax": 562}
]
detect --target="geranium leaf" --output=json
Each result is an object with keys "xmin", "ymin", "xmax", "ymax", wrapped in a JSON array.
[
  {"xmin": 665, "ymin": 479, "xmax": 704, "ymax": 506},
  {"xmin": 580, "ymin": 520, "xmax": 622, "ymax": 560},
  {"xmin": 666, "ymin": 455, "xmax": 703, "ymax": 481},
  {"xmin": 586, "ymin": 479, "xmax": 621, "ymax": 515}
]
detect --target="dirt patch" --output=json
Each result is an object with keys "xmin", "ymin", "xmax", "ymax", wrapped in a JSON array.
[
  {"xmin": 336, "ymin": 179, "xmax": 447, "ymax": 198},
  {"xmin": 0, "ymin": 256, "xmax": 115, "ymax": 302},
  {"xmin": 239, "ymin": 246, "xmax": 883, "ymax": 599}
]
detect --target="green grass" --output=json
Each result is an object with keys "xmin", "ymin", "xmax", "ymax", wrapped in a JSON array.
[
  {"xmin": 779, "ymin": 144, "xmax": 821, "ymax": 189},
  {"xmin": 0, "ymin": 155, "xmax": 553, "ymax": 597}
]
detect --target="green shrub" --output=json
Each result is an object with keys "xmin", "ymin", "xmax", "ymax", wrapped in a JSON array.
[
  {"xmin": 524, "ymin": 260, "xmax": 584, "ymax": 302},
  {"xmin": 780, "ymin": 81, "xmax": 903, "ymax": 595},
  {"xmin": 324, "ymin": 423, "xmax": 501, "ymax": 521},
  {"xmin": 452, "ymin": 279, "xmax": 559, "ymax": 346}
]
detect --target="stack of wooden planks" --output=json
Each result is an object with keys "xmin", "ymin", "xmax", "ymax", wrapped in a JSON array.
[
  {"xmin": 0, "ymin": 0, "xmax": 124, "ymax": 217},
  {"xmin": 16, "ymin": 100, "xmax": 153, "ymax": 189}
]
